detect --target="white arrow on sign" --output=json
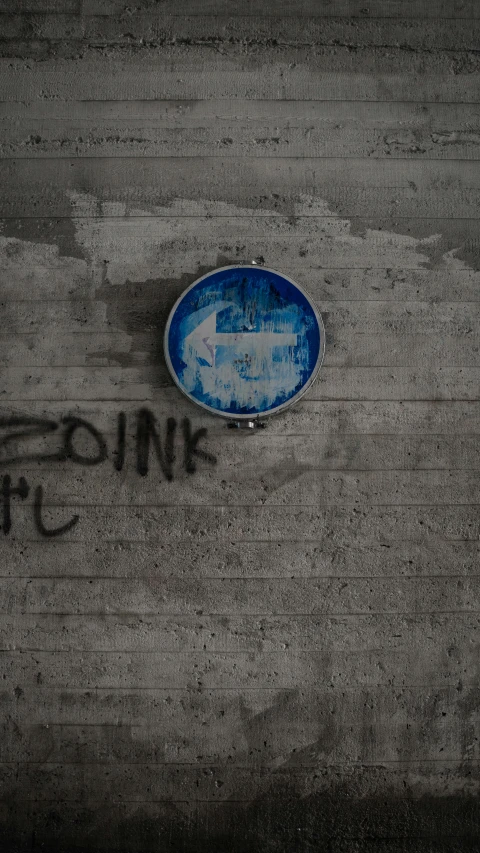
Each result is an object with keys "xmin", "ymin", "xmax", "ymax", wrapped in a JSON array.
[{"xmin": 185, "ymin": 310, "xmax": 297, "ymax": 367}]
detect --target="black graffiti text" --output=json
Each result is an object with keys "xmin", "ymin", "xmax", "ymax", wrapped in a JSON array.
[
  {"xmin": 0, "ymin": 409, "xmax": 216, "ymax": 477},
  {"xmin": 0, "ymin": 408, "xmax": 217, "ymax": 537}
]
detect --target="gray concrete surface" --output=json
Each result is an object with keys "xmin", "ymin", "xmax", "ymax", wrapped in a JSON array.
[{"xmin": 1, "ymin": 2, "xmax": 480, "ymax": 850}]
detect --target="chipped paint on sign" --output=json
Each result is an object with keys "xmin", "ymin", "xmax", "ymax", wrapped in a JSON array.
[{"xmin": 165, "ymin": 265, "xmax": 324, "ymax": 418}]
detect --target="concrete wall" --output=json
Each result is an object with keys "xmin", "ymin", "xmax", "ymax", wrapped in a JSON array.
[{"xmin": 1, "ymin": 2, "xmax": 480, "ymax": 850}]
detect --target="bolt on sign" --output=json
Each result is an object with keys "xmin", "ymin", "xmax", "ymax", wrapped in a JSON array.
[{"xmin": 165, "ymin": 265, "xmax": 325, "ymax": 422}]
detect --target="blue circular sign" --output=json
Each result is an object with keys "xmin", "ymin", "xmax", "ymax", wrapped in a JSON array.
[{"xmin": 164, "ymin": 265, "xmax": 324, "ymax": 419}]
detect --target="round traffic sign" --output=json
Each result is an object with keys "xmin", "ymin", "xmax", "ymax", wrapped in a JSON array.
[{"xmin": 164, "ymin": 265, "xmax": 324, "ymax": 419}]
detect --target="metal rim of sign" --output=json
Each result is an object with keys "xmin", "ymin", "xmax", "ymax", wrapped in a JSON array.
[{"xmin": 164, "ymin": 264, "xmax": 326, "ymax": 420}]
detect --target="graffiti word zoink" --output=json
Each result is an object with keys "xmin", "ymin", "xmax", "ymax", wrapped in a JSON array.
[{"xmin": 0, "ymin": 408, "xmax": 217, "ymax": 537}]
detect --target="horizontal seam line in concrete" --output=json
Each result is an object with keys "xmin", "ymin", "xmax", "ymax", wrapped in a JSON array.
[
  {"xmin": 7, "ymin": 365, "xmax": 480, "ymax": 370},
  {"xmin": 4, "ymin": 364, "xmax": 480, "ymax": 368},
  {"xmin": 5, "ymin": 684, "xmax": 472, "ymax": 692},
  {"xmin": 2, "ymin": 36, "xmax": 478, "ymax": 44},
  {"xmin": 3, "ymin": 99, "xmax": 480, "ymax": 107},
  {"xmin": 5, "ymin": 680, "xmax": 480, "ymax": 688},
  {"xmin": 0, "ymin": 265, "xmax": 477, "ymax": 271},
  {"xmin": 0, "ymin": 377, "xmax": 469, "ymax": 382},
  {"xmin": 3, "ymin": 304, "xmax": 479, "ymax": 311},
  {"xmin": 4, "ymin": 432, "xmax": 480, "ymax": 437},
  {"xmin": 1, "ymin": 430, "xmax": 479, "ymax": 434},
  {"xmin": 1, "ymin": 639, "xmax": 473, "ymax": 645},
  {"xmin": 25, "ymin": 724, "xmax": 480, "ymax": 733},
  {"xmin": 0, "ymin": 643, "xmax": 474, "ymax": 651},
  {"xmin": 4, "ymin": 533, "xmax": 480, "ymax": 539},
  {"xmin": 1, "ymin": 643, "xmax": 478, "ymax": 653},
  {"xmin": 5, "ymin": 469, "xmax": 480, "ymax": 475},
  {"xmin": 3, "ymin": 759, "xmax": 480, "ymax": 766},
  {"xmin": 4, "ymin": 399, "xmax": 478, "ymax": 403},
  {"xmin": 5, "ymin": 462, "xmax": 480, "ymax": 467},
  {"xmin": 2, "ymin": 44, "xmax": 479, "ymax": 56},
  {"xmin": 5, "ymin": 297, "xmax": 480, "ymax": 303},
  {"xmin": 2, "ymin": 765, "xmax": 479, "ymax": 774},
  {"xmin": 10, "ymin": 539, "xmax": 476, "ymax": 546},
  {"xmin": 9, "ymin": 507, "xmax": 479, "ymax": 512},
  {"xmin": 6, "ymin": 652, "xmax": 464, "ymax": 658},
  {"xmin": 5, "ymin": 154, "xmax": 480, "ymax": 162},
  {"xmin": 8, "ymin": 499, "xmax": 480, "ymax": 506},
  {"xmin": 12, "ymin": 610, "xmax": 480, "ymax": 616},
  {"xmin": 0, "ymin": 402, "xmax": 475, "ymax": 407},
  {"xmin": 9, "ymin": 501, "xmax": 480, "ymax": 507},
  {"xmin": 4, "ymin": 802, "xmax": 479, "ymax": 812},
  {"xmin": 9, "ymin": 365, "xmax": 480, "ymax": 370},
  {"xmin": 4, "ymin": 439, "xmax": 479, "ymax": 446},
  {"xmin": 4, "ymin": 302, "xmax": 480, "ymax": 313},
  {"xmin": 4, "ymin": 594, "xmax": 480, "ymax": 599},
  {"xmin": 1, "ymin": 793, "xmax": 477, "ymax": 805},
  {"xmin": 0, "ymin": 261, "xmax": 477, "ymax": 268},
  {"xmin": 3, "ymin": 13, "xmax": 480, "ymax": 19},
  {"xmin": 6, "ymin": 574, "xmax": 480, "ymax": 580},
  {"xmin": 2, "ymin": 616, "xmax": 478, "ymax": 624},
  {"xmin": 3, "ymin": 98, "xmax": 480, "ymax": 104},
  {"xmin": 7, "ymin": 496, "xmax": 480, "ymax": 502},
  {"xmin": 3, "ymin": 99, "xmax": 480, "ymax": 106},
  {"xmin": 3, "ymin": 798, "xmax": 465, "ymax": 807},
  {"xmin": 2, "ymin": 214, "xmax": 480, "ymax": 220},
  {"xmin": 7, "ymin": 366, "xmax": 480, "ymax": 371},
  {"xmin": 1, "ymin": 222, "xmax": 479, "ymax": 230},
  {"xmin": 4, "ymin": 155, "xmax": 480, "ymax": 162},
  {"xmin": 4, "ymin": 300, "xmax": 479, "ymax": 306}
]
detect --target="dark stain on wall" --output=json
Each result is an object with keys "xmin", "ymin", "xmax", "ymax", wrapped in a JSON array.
[
  {"xmin": 0, "ymin": 217, "xmax": 85, "ymax": 261},
  {"xmin": 93, "ymin": 256, "xmax": 238, "ymax": 372},
  {"xmin": 2, "ymin": 789, "xmax": 480, "ymax": 852}
]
